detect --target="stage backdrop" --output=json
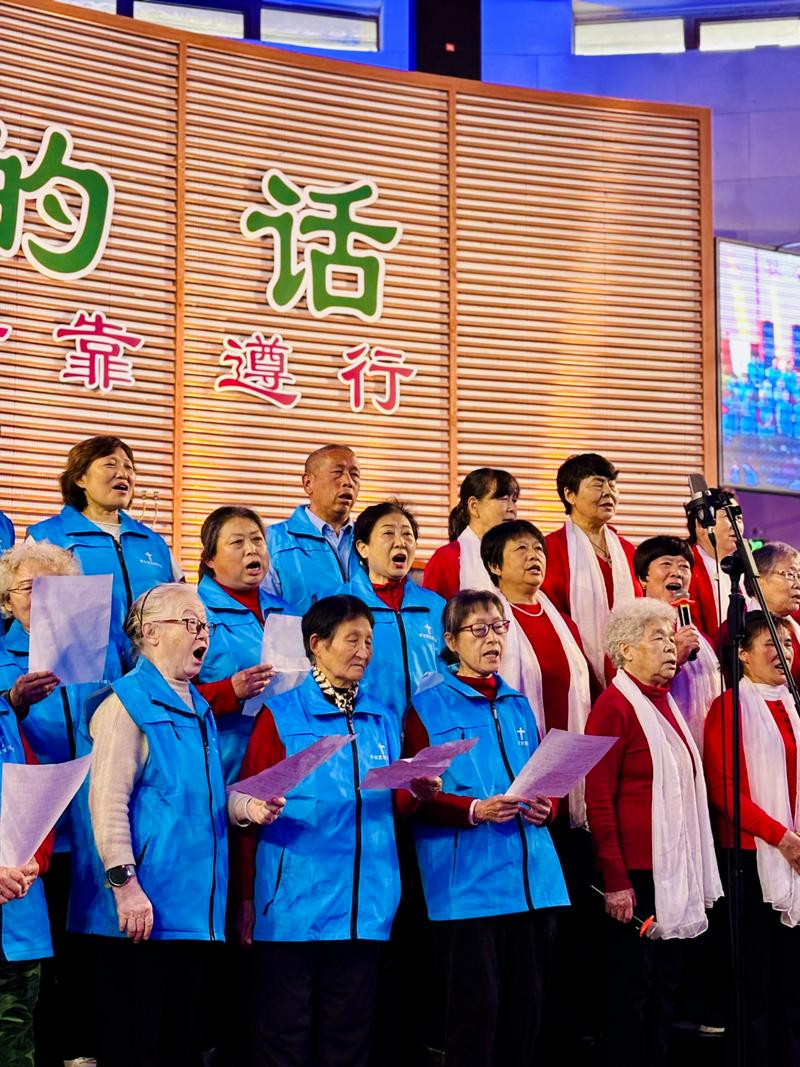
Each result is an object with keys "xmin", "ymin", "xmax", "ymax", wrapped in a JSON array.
[{"xmin": 0, "ymin": 0, "xmax": 715, "ymax": 566}]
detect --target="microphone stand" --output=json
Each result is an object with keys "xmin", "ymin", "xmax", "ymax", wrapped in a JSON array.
[{"xmin": 718, "ymin": 501, "xmax": 800, "ymax": 1067}]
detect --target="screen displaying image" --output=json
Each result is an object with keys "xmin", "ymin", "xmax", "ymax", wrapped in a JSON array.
[{"xmin": 718, "ymin": 239, "xmax": 800, "ymax": 493}]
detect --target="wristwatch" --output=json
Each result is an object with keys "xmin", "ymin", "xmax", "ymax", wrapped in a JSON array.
[{"xmin": 105, "ymin": 864, "xmax": 136, "ymax": 888}]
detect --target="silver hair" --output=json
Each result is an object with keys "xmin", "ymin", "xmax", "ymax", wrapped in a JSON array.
[
  {"xmin": 0, "ymin": 540, "xmax": 81, "ymax": 618},
  {"xmin": 605, "ymin": 598, "xmax": 677, "ymax": 669},
  {"xmin": 124, "ymin": 583, "xmax": 201, "ymax": 650},
  {"xmin": 746, "ymin": 541, "xmax": 800, "ymax": 596}
]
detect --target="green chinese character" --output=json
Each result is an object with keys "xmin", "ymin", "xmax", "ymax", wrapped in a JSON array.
[
  {"xmin": 241, "ymin": 168, "xmax": 402, "ymax": 323},
  {"xmin": 0, "ymin": 122, "xmax": 114, "ymax": 280}
]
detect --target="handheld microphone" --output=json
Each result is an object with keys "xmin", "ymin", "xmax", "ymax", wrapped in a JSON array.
[{"xmin": 674, "ymin": 594, "xmax": 698, "ymax": 661}]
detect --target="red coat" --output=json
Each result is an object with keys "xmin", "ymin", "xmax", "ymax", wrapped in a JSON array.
[
  {"xmin": 422, "ymin": 540, "xmax": 460, "ymax": 602},
  {"xmin": 585, "ymin": 674, "xmax": 693, "ymax": 893},
  {"xmin": 689, "ymin": 544, "xmax": 723, "ymax": 638},
  {"xmin": 703, "ymin": 689, "xmax": 796, "ymax": 850}
]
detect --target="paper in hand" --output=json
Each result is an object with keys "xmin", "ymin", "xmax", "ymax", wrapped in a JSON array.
[
  {"xmin": 507, "ymin": 729, "xmax": 617, "ymax": 799},
  {"xmin": 243, "ymin": 614, "xmax": 310, "ymax": 717},
  {"xmin": 28, "ymin": 575, "xmax": 113, "ymax": 685},
  {"xmin": 227, "ymin": 733, "xmax": 355, "ymax": 799},
  {"xmin": 0, "ymin": 754, "xmax": 92, "ymax": 868},
  {"xmin": 360, "ymin": 736, "xmax": 480, "ymax": 791}
]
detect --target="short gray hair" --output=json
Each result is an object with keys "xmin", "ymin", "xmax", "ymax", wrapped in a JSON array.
[
  {"xmin": 124, "ymin": 583, "xmax": 200, "ymax": 650},
  {"xmin": 746, "ymin": 541, "xmax": 800, "ymax": 596},
  {"xmin": 0, "ymin": 540, "xmax": 81, "ymax": 617},
  {"xmin": 605, "ymin": 598, "xmax": 676, "ymax": 669}
]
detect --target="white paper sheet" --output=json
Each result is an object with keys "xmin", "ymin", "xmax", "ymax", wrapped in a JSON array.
[
  {"xmin": 28, "ymin": 575, "xmax": 113, "ymax": 685},
  {"xmin": 227, "ymin": 734, "xmax": 355, "ymax": 799},
  {"xmin": 242, "ymin": 614, "xmax": 310, "ymax": 717},
  {"xmin": 360, "ymin": 737, "xmax": 480, "ymax": 791},
  {"xmin": 506, "ymin": 729, "xmax": 618, "ymax": 799},
  {"xmin": 0, "ymin": 754, "xmax": 92, "ymax": 868}
]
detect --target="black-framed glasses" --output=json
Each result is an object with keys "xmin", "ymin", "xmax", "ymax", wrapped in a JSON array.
[
  {"xmin": 8, "ymin": 581, "xmax": 35, "ymax": 595},
  {"xmin": 455, "ymin": 620, "xmax": 510, "ymax": 638},
  {"xmin": 152, "ymin": 618, "xmax": 217, "ymax": 637}
]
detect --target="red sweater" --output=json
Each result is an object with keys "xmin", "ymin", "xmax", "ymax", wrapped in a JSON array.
[
  {"xmin": 510, "ymin": 604, "xmax": 598, "ymax": 728},
  {"xmin": 585, "ymin": 673, "xmax": 693, "ymax": 893},
  {"xmin": 233, "ymin": 707, "xmax": 286, "ymax": 902},
  {"xmin": 422, "ymin": 540, "xmax": 461, "ymax": 601},
  {"xmin": 195, "ymin": 583, "xmax": 265, "ymax": 716},
  {"xmin": 703, "ymin": 689, "xmax": 796, "ymax": 850}
]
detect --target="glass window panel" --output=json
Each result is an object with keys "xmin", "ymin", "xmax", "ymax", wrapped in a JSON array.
[
  {"xmin": 700, "ymin": 17, "xmax": 800, "ymax": 52},
  {"xmin": 133, "ymin": 1, "xmax": 244, "ymax": 37},
  {"xmin": 574, "ymin": 18, "xmax": 685, "ymax": 55},
  {"xmin": 260, "ymin": 7, "xmax": 378, "ymax": 51}
]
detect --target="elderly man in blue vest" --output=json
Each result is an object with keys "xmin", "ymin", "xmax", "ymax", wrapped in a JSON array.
[{"xmin": 265, "ymin": 445, "xmax": 361, "ymax": 613}]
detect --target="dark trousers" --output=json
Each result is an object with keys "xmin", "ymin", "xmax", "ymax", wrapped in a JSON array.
[
  {"xmin": 250, "ymin": 939, "xmax": 383, "ymax": 1067},
  {"xmin": 34, "ymin": 851, "xmax": 96, "ymax": 1065},
  {"xmin": 94, "ymin": 936, "xmax": 221, "ymax": 1067},
  {"xmin": 538, "ymin": 821, "xmax": 605, "ymax": 1058},
  {"xmin": 0, "ymin": 959, "xmax": 40, "ymax": 1067},
  {"xmin": 603, "ymin": 870, "xmax": 685, "ymax": 1067},
  {"xmin": 720, "ymin": 849, "xmax": 800, "ymax": 1067},
  {"xmin": 432, "ymin": 909, "xmax": 557, "ymax": 1067}
]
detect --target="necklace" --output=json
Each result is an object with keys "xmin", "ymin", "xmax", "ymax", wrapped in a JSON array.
[
  {"xmin": 590, "ymin": 541, "xmax": 611, "ymax": 564},
  {"xmin": 512, "ymin": 601, "xmax": 543, "ymax": 618}
]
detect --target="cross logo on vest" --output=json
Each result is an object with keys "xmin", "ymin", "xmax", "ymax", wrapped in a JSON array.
[
  {"xmin": 370, "ymin": 741, "xmax": 389, "ymax": 763},
  {"xmin": 516, "ymin": 726, "xmax": 529, "ymax": 746},
  {"xmin": 420, "ymin": 623, "xmax": 437, "ymax": 644},
  {"xmin": 140, "ymin": 551, "xmax": 162, "ymax": 567}
]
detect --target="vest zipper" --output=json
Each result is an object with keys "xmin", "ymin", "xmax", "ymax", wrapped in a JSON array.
[
  {"xmin": 60, "ymin": 690, "xmax": 76, "ymax": 760},
  {"xmin": 394, "ymin": 611, "xmax": 412, "ymax": 706},
  {"xmin": 197, "ymin": 715, "xmax": 218, "ymax": 941},
  {"xmin": 111, "ymin": 538, "xmax": 134, "ymax": 612},
  {"xmin": 346, "ymin": 708, "xmax": 362, "ymax": 940},
  {"xmin": 489, "ymin": 700, "xmax": 534, "ymax": 912}
]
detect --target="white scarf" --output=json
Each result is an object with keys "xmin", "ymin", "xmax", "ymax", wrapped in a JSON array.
[
  {"xmin": 612, "ymin": 670, "xmax": 722, "ymax": 939},
  {"xmin": 565, "ymin": 520, "xmax": 636, "ymax": 683},
  {"xmin": 669, "ymin": 632, "xmax": 722, "ymax": 753},
  {"xmin": 457, "ymin": 526, "xmax": 496, "ymax": 591},
  {"xmin": 739, "ymin": 677, "xmax": 800, "ymax": 926},
  {"xmin": 498, "ymin": 591, "xmax": 592, "ymax": 826}
]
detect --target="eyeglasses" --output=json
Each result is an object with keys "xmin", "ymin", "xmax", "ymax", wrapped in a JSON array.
[
  {"xmin": 8, "ymin": 581, "xmax": 34, "ymax": 595},
  {"xmin": 152, "ymin": 618, "xmax": 217, "ymax": 637},
  {"xmin": 455, "ymin": 620, "xmax": 511, "ymax": 638},
  {"xmin": 772, "ymin": 570, "xmax": 800, "ymax": 584}
]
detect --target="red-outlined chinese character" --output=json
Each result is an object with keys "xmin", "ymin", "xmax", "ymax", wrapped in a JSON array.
[
  {"xmin": 0, "ymin": 324, "xmax": 10, "ymax": 342},
  {"xmin": 215, "ymin": 332, "xmax": 301, "ymax": 409},
  {"xmin": 337, "ymin": 343, "xmax": 417, "ymax": 414},
  {"xmin": 54, "ymin": 310, "xmax": 142, "ymax": 393}
]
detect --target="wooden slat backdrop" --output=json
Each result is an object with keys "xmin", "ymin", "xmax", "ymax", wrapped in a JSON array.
[
  {"xmin": 0, "ymin": 3, "xmax": 179, "ymax": 539},
  {"xmin": 0, "ymin": 0, "xmax": 714, "ymax": 569}
]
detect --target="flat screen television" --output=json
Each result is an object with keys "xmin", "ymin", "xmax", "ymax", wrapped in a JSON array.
[{"xmin": 718, "ymin": 237, "xmax": 800, "ymax": 494}]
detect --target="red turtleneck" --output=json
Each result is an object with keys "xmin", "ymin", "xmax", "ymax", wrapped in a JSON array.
[{"xmin": 371, "ymin": 578, "xmax": 406, "ymax": 611}]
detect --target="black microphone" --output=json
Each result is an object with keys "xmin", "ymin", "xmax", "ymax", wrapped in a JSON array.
[
  {"xmin": 674, "ymin": 594, "xmax": 698, "ymax": 661},
  {"xmin": 684, "ymin": 473, "xmax": 718, "ymax": 531}
]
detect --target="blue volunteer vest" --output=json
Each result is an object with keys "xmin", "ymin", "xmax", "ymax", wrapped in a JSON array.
[
  {"xmin": 252, "ymin": 673, "xmax": 400, "ymax": 942},
  {"xmin": 197, "ymin": 575, "xmax": 297, "ymax": 783},
  {"xmin": 267, "ymin": 505, "xmax": 358, "ymax": 614},
  {"xmin": 412, "ymin": 672, "xmax": 569, "ymax": 922},
  {"xmin": 326, "ymin": 568, "xmax": 445, "ymax": 725},
  {"xmin": 0, "ymin": 701, "xmax": 53, "ymax": 963},
  {"xmin": 0, "ymin": 621, "xmax": 121, "ymax": 852},
  {"xmin": 68, "ymin": 657, "xmax": 228, "ymax": 941},
  {"xmin": 28, "ymin": 506, "xmax": 175, "ymax": 668}
]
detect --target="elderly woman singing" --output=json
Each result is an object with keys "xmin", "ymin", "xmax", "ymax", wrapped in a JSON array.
[
  {"xmin": 585, "ymin": 599, "xmax": 721, "ymax": 1067},
  {"xmin": 542, "ymin": 453, "xmax": 640, "ymax": 687},
  {"xmin": 69, "ymin": 583, "xmax": 232, "ymax": 1067},
  {"xmin": 634, "ymin": 535, "xmax": 722, "ymax": 751}
]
